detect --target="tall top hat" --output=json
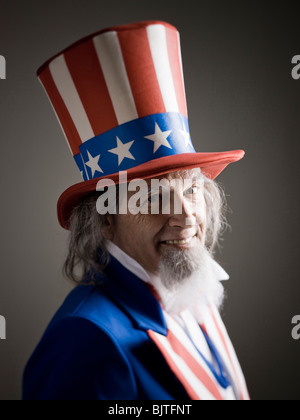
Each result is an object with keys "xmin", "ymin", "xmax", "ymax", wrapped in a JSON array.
[{"xmin": 38, "ymin": 21, "xmax": 244, "ymax": 229}]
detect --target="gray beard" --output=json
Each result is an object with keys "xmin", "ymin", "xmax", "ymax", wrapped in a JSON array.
[{"xmin": 150, "ymin": 245, "xmax": 225, "ymax": 317}]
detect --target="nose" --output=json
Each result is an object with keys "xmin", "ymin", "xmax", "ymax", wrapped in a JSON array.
[{"xmin": 167, "ymin": 195, "xmax": 197, "ymax": 228}]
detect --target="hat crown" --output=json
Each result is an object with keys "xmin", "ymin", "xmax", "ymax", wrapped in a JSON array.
[{"xmin": 38, "ymin": 21, "xmax": 194, "ymax": 181}]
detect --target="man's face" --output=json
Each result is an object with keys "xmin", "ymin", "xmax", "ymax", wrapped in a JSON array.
[{"xmin": 104, "ymin": 169, "xmax": 207, "ymax": 275}]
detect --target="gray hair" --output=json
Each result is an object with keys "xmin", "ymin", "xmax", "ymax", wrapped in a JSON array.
[{"xmin": 63, "ymin": 173, "xmax": 228, "ymax": 284}]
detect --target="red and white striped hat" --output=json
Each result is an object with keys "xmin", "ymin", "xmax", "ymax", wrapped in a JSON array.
[{"xmin": 38, "ymin": 21, "xmax": 244, "ymax": 229}]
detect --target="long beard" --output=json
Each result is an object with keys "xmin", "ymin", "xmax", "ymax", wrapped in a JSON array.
[{"xmin": 150, "ymin": 244, "xmax": 225, "ymax": 317}]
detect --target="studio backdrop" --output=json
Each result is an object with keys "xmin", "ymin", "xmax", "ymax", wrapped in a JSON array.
[{"xmin": 0, "ymin": 0, "xmax": 299, "ymax": 400}]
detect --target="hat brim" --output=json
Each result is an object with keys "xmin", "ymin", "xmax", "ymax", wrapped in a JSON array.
[{"xmin": 57, "ymin": 150, "xmax": 245, "ymax": 229}]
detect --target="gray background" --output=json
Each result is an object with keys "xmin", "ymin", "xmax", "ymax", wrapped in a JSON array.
[{"xmin": 0, "ymin": 0, "xmax": 299, "ymax": 400}]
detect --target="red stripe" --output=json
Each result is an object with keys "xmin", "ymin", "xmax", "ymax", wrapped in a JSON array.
[
  {"xmin": 166, "ymin": 28, "xmax": 188, "ymax": 117},
  {"xmin": 167, "ymin": 330, "xmax": 223, "ymax": 400},
  {"xmin": 118, "ymin": 27, "xmax": 166, "ymax": 118},
  {"xmin": 209, "ymin": 306, "xmax": 244, "ymax": 400},
  {"xmin": 37, "ymin": 21, "xmax": 178, "ymax": 77},
  {"xmin": 148, "ymin": 330, "xmax": 200, "ymax": 400},
  {"xmin": 200, "ymin": 324, "xmax": 208, "ymax": 336},
  {"xmin": 39, "ymin": 67, "xmax": 82, "ymax": 156},
  {"xmin": 64, "ymin": 39, "xmax": 118, "ymax": 137}
]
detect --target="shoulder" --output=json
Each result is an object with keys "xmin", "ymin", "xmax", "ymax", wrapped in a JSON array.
[
  {"xmin": 35, "ymin": 283, "xmax": 134, "ymax": 356},
  {"xmin": 50, "ymin": 284, "xmax": 131, "ymax": 334},
  {"xmin": 50, "ymin": 284, "xmax": 114, "ymax": 321},
  {"xmin": 23, "ymin": 285, "xmax": 137, "ymax": 400}
]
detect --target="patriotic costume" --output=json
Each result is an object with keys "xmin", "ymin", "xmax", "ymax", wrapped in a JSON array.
[
  {"xmin": 23, "ymin": 245, "xmax": 249, "ymax": 400},
  {"xmin": 36, "ymin": 20, "xmax": 244, "ymax": 229},
  {"xmin": 23, "ymin": 21, "xmax": 249, "ymax": 400}
]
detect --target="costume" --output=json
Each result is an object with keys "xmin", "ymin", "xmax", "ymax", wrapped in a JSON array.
[
  {"xmin": 23, "ymin": 247, "xmax": 249, "ymax": 400},
  {"xmin": 24, "ymin": 21, "xmax": 249, "ymax": 400},
  {"xmin": 36, "ymin": 21, "xmax": 244, "ymax": 229}
]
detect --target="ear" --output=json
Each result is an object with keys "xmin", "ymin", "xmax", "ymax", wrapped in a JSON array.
[{"xmin": 101, "ymin": 215, "xmax": 115, "ymax": 241}]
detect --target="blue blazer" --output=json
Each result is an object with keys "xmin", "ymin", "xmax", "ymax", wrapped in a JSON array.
[{"xmin": 23, "ymin": 256, "xmax": 190, "ymax": 400}]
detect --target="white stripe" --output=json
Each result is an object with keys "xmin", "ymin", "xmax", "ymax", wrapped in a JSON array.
[
  {"xmin": 177, "ymin": 32, "xmax": 187, "ymax": 113},
  {"xmin": 209, "ymin": 305, "xmax": 250, "ymax": 400},
  {"xmin": 204, "ymin": 304, "xmax": 250, "ymax": 400},
  {"xmin": 49, "ymin": 55, "xmax": 95, "ymax": 143},
  {"xmin": 203, "ymin": 308, "xmax": 240, "ymax": 398},
  {"xmin": 39, "ymin": 78, "xmax": 73, "ymax": 154},
  {"xmin": 179, "ymin": 310, "xmax": 214, "ymax": 363},
  {"xmin": 153, "ymin": 333, "xmax": 216, "ymax": 400},
  {"xmin": 79, "ymin": 153, "xmax": 89, "ymax": 180},
  {"xmin": 147, "ymin": 24, "xmax": 179, "ymax": 113},
  {"xmin": 209, "ymin": 306, "xmax": 247, "ymax": 397},
  {"xmin": 93, "ymin": 31, "xmax": 138, "ymax": 125},
  {"xmin": 164, "ymin": 312, "xmax": 218, "ymax": 385}
]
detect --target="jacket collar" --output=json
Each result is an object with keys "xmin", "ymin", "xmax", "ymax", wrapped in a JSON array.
[
  {"xmin": 106, "ymin": 240, "xmax": 152, "ymax": 285},
  {"xmin": 95, "ymin": 255, "xmax": 168, "ymax": 336}
]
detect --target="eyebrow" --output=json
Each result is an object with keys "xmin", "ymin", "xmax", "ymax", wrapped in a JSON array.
[{"xmin": 146, "ymin": 177, "xmax": 203, "ymax": 194}]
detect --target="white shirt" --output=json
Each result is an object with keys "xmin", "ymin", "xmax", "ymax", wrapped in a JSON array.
[{"xmin": 106, "ymin": 240, "xmax": 237, "ymax": 400}]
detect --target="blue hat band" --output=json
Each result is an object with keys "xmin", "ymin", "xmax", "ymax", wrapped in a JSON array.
[{"xmin": 74, "ymin": 112, "xmax": 195, "ymax": 181}]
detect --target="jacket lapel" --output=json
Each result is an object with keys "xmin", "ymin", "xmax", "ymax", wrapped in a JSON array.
[
  {"xmin": 98, "ymin": 256, "xmax": 249, "ymax": 400},
  {"xmin": 148, "ymin": 311, "xmax": 225, "ymax": 400},
  {"xmin": 97, "ymin": 255, "xmax": 168, "ymax": 336}
]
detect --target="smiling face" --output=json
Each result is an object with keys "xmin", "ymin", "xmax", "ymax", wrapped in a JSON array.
[{"xmin": 103, "ymin": 169, "xmax": 207, "ymax": 275}]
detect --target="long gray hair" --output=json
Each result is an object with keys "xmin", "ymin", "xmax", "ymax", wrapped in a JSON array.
[{"xmin": 63, "ymin": 172, "xmax": 228, "ymax": 283}]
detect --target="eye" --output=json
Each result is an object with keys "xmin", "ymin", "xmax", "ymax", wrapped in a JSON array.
[{"xmin": 185, "ymin": 186, "xmax": 199, "ymax": 195}]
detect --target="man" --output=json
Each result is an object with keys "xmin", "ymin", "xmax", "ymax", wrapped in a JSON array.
[{"xmin": 23, "ymin": 21, "xmax": 249, "ymax": 400}]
